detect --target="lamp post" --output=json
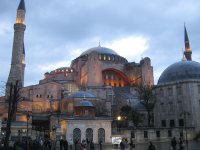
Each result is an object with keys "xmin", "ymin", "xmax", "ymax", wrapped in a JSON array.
[
  {"xmin": 117, "ymin": 116, "xmax": 121, "ymax": 132},
  {"xmin": 180, "ymin": 111, "xmax": 190, "ymax": 150},
  {"xmin": 26, "ymin": 111, "xmax": 30, "ymax": 149}
]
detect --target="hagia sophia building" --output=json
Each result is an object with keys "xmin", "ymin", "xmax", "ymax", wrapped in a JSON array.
[
  {"xmin": 1, "ymin": 0, "xmax": 200, "ymax": 144},
  {"xmin": 0, "ymin": 0, "xmax": 153, "ymax": 143}
]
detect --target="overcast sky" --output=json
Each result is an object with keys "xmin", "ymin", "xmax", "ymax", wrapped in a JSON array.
[{"xmin": 0, "ymin": 0, "xmax": 200, "ymax": 87}]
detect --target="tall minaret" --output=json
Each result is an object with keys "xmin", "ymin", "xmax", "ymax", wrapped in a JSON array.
[
  {"xmin": 184, "ymin": 24, "xmax": 192, "ymax": 61},
  {"xmin": 6, "ymin": 0, "xmax": 26, "ymax": 92}
]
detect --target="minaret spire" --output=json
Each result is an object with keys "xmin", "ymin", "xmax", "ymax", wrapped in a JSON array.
[
  {"xmin": 6, "ymin": 0, "xmax": 26, "ymax": 94},
  {"xmin": 18, "ymin": 0, "xmax": 26, "ymax": 11},
  {"xmin": 184, "ymin": 24, "xmax": 192, "ymax": 61}
]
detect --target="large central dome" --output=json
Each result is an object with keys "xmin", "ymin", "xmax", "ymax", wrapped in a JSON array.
[
  {"xmin": 158, "ymin": 61, "xmax": 200, "ymax": 84},
  {"xmin": 80, "ymin": 46, "xmax": 118, "ymax": 56}
]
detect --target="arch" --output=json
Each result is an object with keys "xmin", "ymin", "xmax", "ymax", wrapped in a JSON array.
[
  {"xmin": 98, "ymin": 128, "xmax": 105, "ymax": 142},
  {"xmin": 73, "ymin": 128, "xmax": 81, "ymax": 142},
  {"xmin": 86, "ymin": 128, "xmax": 93, "ymax": 142},
  {"xmin": 102, "ymin": 68, "xmax": 130, "ymax": 87}
]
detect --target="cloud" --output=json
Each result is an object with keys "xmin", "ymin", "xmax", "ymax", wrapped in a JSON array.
[
  {"xmin": 1, "ymin": 0, "xmax": 200, "ymax": 86},
  {"xmin": 105, "ymin": 36, "xmax": 149, "ymax": 62},
  {"xmin": 38, "ymin": 60, "xmax": 71, "ymax": 72}
]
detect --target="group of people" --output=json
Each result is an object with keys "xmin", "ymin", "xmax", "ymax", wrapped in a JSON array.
[
  {"xmin": 13, "ymin": 137, "xmax": 56, "ymax": 150},
  {"xmin": 147, "ymin": 137, "xmax": 185, "ymax": 150},
  {"xmin": 171, "ymin": 137, "xmax": 185, "ymax": 150},
  {"xmin": 73, "ymin": 139, "xmax": 95, "ymax": 150},
  {"xmin": 60, "ymin": 138, "xmax": 72, "ymax": 150}
]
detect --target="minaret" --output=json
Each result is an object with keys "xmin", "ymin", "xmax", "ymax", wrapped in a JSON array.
[
  {"xmin": 6, "ymin": 0, "xmax": 26, "ymax": 93},
  {"xmin": 184, "ymin": 24, "xmax": 192, "ymax": 61}
]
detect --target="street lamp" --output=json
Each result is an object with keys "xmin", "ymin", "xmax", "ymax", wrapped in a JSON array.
[
  {"xmin": 26, "ymin": 111, "xmax": 30, "ymax": 149},
  {"xmin": 117, "ymin": 115, "xmax": 122, "ymax": 132},
  {"xmin": 117, "ymin": 116, "xmax": 122, "ymax": 121},
  {"xmin": 180, "ymin": 111, "xmax": 190, "ymax": 150}
]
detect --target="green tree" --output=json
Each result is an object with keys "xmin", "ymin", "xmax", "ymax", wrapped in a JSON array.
[
  {"xmin": 4, "ymin": 81, "xmax": 21, "ymax": 149},
  {"xmin": 137, "ymin": 84, "xmax": 156, "ymax": 127},
  {"xmin": 120, "ymin": 105, "xmax": 143, "ymax": 127}
]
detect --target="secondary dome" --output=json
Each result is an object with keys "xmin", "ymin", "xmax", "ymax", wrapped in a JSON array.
[
  {"xmin": 72, "ymin": 91, "xmax": 96, "ymax": 98},
  {"xmin": 75, "ymin": 101, "xmax": 94, "ymax": 107},
  {"xmin": 158, "ymin": 61, "xmax": 200, "ymax": 84},
  {"xmin": 80, "ymin": 46, "xmax": 118, "ymax": 56}
]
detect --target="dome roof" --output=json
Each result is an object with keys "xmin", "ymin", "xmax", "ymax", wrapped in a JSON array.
[
  {"xmin": 158, "ymin": 61, "xmax": 200, "ymax": 84},
  {"xmin": 72, "ymin": 91, "xmax": 96, "ymax": 98},
  {"xmin": 75, "ymin": 101, "xmax": 94, "ymax": 107},
  {"xmin": 80, "ymin": 46, "xmax": 118, "ymax": 56}
]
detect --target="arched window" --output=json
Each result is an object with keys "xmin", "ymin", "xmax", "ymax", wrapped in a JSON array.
[
  {"xmin": 73, "ymin": 128, "xmax": 81, "ymax": 142},
  {"xmin": 98, "ymin": 128, "xmax": 105, "ymax": 142},
  {"xmin": 86, "ymin": 128, "xmax": 93, "ymax": 142}
]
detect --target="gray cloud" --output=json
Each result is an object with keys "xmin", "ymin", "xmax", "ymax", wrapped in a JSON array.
[{"xmin": 0, "ymin": 0, "xmax": 200, "ymax": 86}]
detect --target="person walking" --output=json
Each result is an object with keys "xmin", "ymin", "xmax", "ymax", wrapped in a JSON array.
[
  {"xmin": 68, "ymin": 138, "xmax": 73, "ymax": 150},
  {"xmin": 171, "ymin": 137, "xmax": 177, "ymax": 150},
  {"xmin": 179, "ymin": 138, "xmax": 184, "ymax": 150},
  {"xmin": 75, "ymin": 139, "xmax": 81, "ymax": 150},
  {"xmin": 120, "ymin": 140, "xmax": 125, "ymax": 150},
  {"xmin": 148, "ymin": 141, "xmax": 156, "ymax": 150},
  {"xmin": 60, "ymin": 138, "xmax": 64, "ymax": 150},
  {"xmin": 99, "ymin": 139, "xmax": 102, "ymax": 150},
  {"xmin": 90, "ymin": 141, "xmax": 95, "ymax": 150},
  {"xmin": 63, "ymin": 139, "xmax": 68, "ymax": 150},
  {"xmin": 129, "ymin": 139, "xmax": 135, "ymax": 150}
]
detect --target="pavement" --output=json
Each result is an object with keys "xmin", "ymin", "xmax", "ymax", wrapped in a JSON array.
[{"xmin": 94, "ymin": 141, "xmax": 200, "ymax": 150}]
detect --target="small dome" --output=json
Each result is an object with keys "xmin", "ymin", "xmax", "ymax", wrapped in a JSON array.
[
  {"xmin": 72, "ymin": 91, "xmax": 96, "ymax": 98},
  {"xmin": 158, "ymin": 61, "xmax": 200, "ymax": 84},
  {"xmin": 75, "ymin": 101, "xmax": 94, "ymax": 107},
  {"xmin": 80, "ymin": 46, "xmax": 118, "ymax": 56}
]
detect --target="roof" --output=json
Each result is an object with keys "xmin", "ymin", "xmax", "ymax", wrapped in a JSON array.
[
  {"xmin": 75, "ymin": 100, "xmax": 94, "ymax": 107},
  {"xmin": 72, "ymin": 91, "xmax": 96, "ymax": 98},
  {"xmin": 18, "ymin": 0, "xmax": 26, "ymax": 11},
  {"xmin": 80, "ymin": 46, "xmax": 118, "ymax": 56},
  {"xmin": 158, "ymin": 61, "xmax": 200, "ymax": 84}
]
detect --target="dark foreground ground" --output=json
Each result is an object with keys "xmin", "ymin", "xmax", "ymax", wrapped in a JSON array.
[
  {"xmin": 95, "ymin": 141, "xmax": 200, "ymax": 150},
  {"xmin": 1, "ymin": 140, "xmax": 199, "ymax": 150}
]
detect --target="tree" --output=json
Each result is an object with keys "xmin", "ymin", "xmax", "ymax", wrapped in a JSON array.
[
  {"xmin": 137, "ymin": 84, "xmax": 156, "ymax": 127},
  {"xmin": 95, "ymin": 100, "xmax": 109, "ymax": 116},
  {"xmin": 120, "ymin": 105, "xmax": 143, "ymax": 127},
  {"xmin": 4, "ymin": 81, "xmax": 21, "ymax": 149}
]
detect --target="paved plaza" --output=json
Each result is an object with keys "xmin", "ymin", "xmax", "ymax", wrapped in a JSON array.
[{"xmin": 95, "ymin": 141, "xmax": 200, "ymax": 150}]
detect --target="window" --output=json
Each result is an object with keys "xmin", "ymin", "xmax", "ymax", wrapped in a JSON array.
[
  {"xmin": 180, "ymin": 131, "xmax": 183, "ymax": 137},
  {"xmin": 176, "ymin": 86, "xmax": 182, "ymax": 95},
  {"xmin": 99, "ymin": 55, "xmax": 102, "ymax": 60},
  {"xmin": 112, "ymin": 56, "xmax": 114, "ymax": 61},
  {"xmin": 144, "ymin": 131, "xmax": 148, "ymax": 138},
  {"xmin": 170, "ymin": 120, "xmax": 175, "ymax": 127},
  {"xmin": 156, "ymin": 131, "xmax": 160, "ymax": 138},
  {"xmin": 168, "ymin": 130, "xmax": 172, "ymax": 137},
  {"xmin": 104, "ymin": 55, "xmax": 106, "ymax": 60},
  {"xmin": 179, "ymin": 119, "xmax": 184, "ymax": 127},
  {"xmin": 161, "ymin": 120, "xmax": 166, "ymax": 127},
  {"xmin": 160, "ymin": 89, "xmax": 164, "ymax": 97},
  {"xmin": 169, "ymin": 102, "xmax": 174, "ymax": 113},
  {"xmin": 106, "ymin": 74, "xmax": 108, "ymax": 80},
  {"xmin": 168, "ymin": 88, "xmax": 173, "ymax": 96},
  {"xmin": 68, "ymin": 84, "xmax": 72, "ymax": 93}
]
